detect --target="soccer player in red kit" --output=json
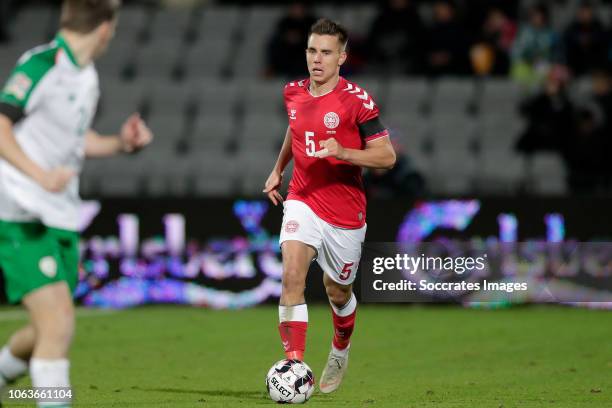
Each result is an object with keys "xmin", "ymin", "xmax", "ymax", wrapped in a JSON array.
[{"xmin": 263, "ymin": 18, "xmax": 396, "ymax": 393}]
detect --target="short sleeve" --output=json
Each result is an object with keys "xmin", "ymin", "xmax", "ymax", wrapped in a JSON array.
[
  {"xmin": 0, "ymin": 49, "xmax": 55, "ymax": 122},
  {"xmin": 356, "ymin": 92, "xmax": 380, "ymax": 125},
  {"xmin": 354, "ymin": 90, "xmax": 389, "ymax": 142}
]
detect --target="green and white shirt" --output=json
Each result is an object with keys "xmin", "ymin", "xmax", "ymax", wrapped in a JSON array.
[{"xmin": 0, "ymin": 34, "xmax": 99, "ymax": 231}]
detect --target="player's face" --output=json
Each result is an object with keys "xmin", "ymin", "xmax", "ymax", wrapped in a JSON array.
[{"xmin": 306, "ymin": 34, "xmax": 347, "ymax": 83}]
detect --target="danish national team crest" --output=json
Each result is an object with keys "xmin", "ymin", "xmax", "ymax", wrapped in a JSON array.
[
  {"xmin": 324, "ymin": 112, "xmax": 340, "ymax": 129},
  {"xmin": 285, "ymin": 220, "xmax": 300, "ymax": 233}
]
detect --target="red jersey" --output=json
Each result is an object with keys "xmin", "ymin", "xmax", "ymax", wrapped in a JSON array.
[{"xmin": 284, "ymin": 76, "xmax": 389, "ymax": 229}]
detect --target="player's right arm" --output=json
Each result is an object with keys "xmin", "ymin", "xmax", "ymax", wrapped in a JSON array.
[
  {"xmin": 0, "ymin": 114, "xmax": 74, "ymax": 193},
  {"xmin": 263, "ymin": 126, "xmax": 293, "ymax": 206},
  {"xmin": 0, "ymin": 52, "xmax": 74, "ymax": 193}
]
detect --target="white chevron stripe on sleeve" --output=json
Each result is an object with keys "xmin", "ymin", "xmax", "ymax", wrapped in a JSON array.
[
  {"xmin": 349, "ymin": 86, "xmax": 361, "ymax": 94},
  {"xmin": 363, "ymin": 100, "xmax": 375, "ymax": 110},
  {"xmin": 343, "ymin": 83, "xmax": 353, "ymax": 91},
  {"xmin": 357, "ymin": 91, "xmax": 369, "ymax": 101}
]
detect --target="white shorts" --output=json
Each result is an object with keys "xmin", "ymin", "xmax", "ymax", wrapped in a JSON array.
[{"xmin": 279, "ymin": 200, "xmax": 366, "ymax": 285}]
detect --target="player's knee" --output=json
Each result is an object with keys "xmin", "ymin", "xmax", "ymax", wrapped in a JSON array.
[{"xmin": 325, "ymin": 284, "xmax": 351, "ymax": 307}]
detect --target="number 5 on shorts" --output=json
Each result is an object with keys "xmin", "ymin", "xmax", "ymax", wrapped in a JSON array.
[{"xmin": 339, "ymin": 262, "xmax": 354, "ymax": 281}]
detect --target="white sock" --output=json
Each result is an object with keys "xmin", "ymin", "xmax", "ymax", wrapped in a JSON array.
[
  {"xmin": 0, "ymin": 345, "xmax": 28, "ymax": 382},
  {"xmin": 330, "ymin": 292, "xmax": 357, "ymax": 317},
  {"xmin": 278, "ymin": 304, "xmax": 308, "ymax": 322},
  {"xmin": 332, "ymin": 343, "xmax": 350, "ymax": 358},
  {"xmin": 30, "ymin": 358, "xmax": 71, "ymax": 407}
]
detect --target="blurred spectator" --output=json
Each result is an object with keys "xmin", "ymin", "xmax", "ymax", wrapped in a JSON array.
[
  {"xmin": 511, "ymin": 4, "xmax": 563, "ymax": 85},
  {"xmin": 366, "ymin": 0, "xmax": 424, "ymax": 74},
  {"xmin": 265, "ymin": 1, "xmax": 316, "ymax": 78},
  {"xmin": 515, "ymin": 66, "xmax": 574, "ymax": 154},
  {"xmin": 591, "ymin": 68, "xmax": 612, "ymax": 128},
  {"xmin": 471, "ymin": 8, "xmax": 517, "ymax": 76},
  {"xmin": 424, "ymin": 0, "xmax": 470, "ymax": 77},
  {"xmin": 0, "ymin": 0, "xmax": 13, "ymax": 43},
  {"xmin": 364, "ymin": 143, "xmax": 426, "ymax": 199},
  {"xmin": 563, "ymin": 1, "xmax": 607, "ymax": 77},
  {"xmin": 464, "ymin": 0, "xmax": 519, "ymax": 39},
  {"xmin": 562, "ymin": 108, "xmax": 610, "ymax": 193}
]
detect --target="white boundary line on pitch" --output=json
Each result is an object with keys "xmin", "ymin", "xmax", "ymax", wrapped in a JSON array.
[{"xmin": 0, "ymin": 308, "xmax": 117, "ymax": 321}]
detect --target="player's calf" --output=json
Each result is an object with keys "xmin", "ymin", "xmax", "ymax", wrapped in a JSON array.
[
  {"xmin": 320, "ymin": 277, "xmax": 357, "ymax": 393},
  {"xmin": 278, "ymin": 241, "xmax": 316, "ymax": 361},
  {"xmin": 0, "ymin": 324, "xmax": 36, "ymax": 393},
  {"xmin": 325, "ymin": 281, "xmax": 352, "ymax": 309},
  {"xmin": 329, "ymin": 292, "xmax": 357, "ymax": 352},
  {"xmin": 278, "ymin": 270, "xmax": 308, "ymax": 361},
  {"xmin": 324, "ymin": 277, "xmax": 357, "ymax": 352},
  {"xmin": 280, "ymin": 265, "xmax": 307, "ymax": 306},
  {"xmin": 6, "ymin": 325, "xmax": 36, "ymax": 362},
  {"xmin": 23, "ymin": 283, "xmax": 75, "ymax": 407}
]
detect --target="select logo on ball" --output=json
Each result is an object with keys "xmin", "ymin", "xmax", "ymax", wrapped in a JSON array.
[
  {"xmin": 324, "ymin": 112, "xmax": 340, "ymax": 129},
  {"xmin": 285, "ymin": 220, "xmax": 299, "ymax": 233},
  {"xmin": 270, "ymin": 375, "xmax": 294, "ymax": 399}
]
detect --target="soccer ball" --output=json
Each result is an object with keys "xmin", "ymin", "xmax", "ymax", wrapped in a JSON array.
[{"xmin": 266, "ymin": 359, "xmax": 315, "ymax": 404}]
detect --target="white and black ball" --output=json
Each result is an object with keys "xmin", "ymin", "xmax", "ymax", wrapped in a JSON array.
[{"xmin": 266, "ymin": 359, "xmax": 315, "ymax": 404}]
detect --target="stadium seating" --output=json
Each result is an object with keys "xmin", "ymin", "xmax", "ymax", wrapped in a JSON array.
[
  {"xmin": 1, "ymin": 2, "xmax": 575, "ymax": 197},
  {"xmin": 191, "ymin": 112, "xmax": 236, "ymax": 154},
  {"xmin": 10, "ymin": 6, "xmax": 57, "ymax": 45}
]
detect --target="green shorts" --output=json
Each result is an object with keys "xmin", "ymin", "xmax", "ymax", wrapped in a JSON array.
[{"xmin": 0, "ymin": 220, "xmax": 79, "ymax": 304}]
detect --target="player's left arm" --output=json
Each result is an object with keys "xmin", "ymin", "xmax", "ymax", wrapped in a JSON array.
[
  {"xmin": 85, "ymin": 113, "xmax": 153, "ymax": 157},
  {"xmin": 337, "ymin": 136, "xmax": 396, "ymax": 169},
  {"xmin": 315, "ymin": 136, "xmax": 396, "ymax": 169},
  {"xmin": 315, "ymin": 117, "xmax": 396, "ymax": 169}
]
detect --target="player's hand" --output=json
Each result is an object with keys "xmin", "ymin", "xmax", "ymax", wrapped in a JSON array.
[
  {"xmin": 120, "ymin": 113, "xmax": 153, "ymax": 153},
  {"xmin": 263, "ymin": 170, "xmax": 284, "ymax": 206},
  {"xmin": 39, "ymin": 167, "xmax": 75, "ymax": 193},
  {"xmin": 314, "ymin": 138, "xmax": 346, "ymax": 160}
]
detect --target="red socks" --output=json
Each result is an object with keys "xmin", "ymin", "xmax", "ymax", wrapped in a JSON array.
[
  {"xmin": 331, "ymin": 293, "xmax": 357, "ymax": 351},
  {"xmin": 277, "ymin": 294, "xmax": 357, "ymax": 360},
  {"xmin": 278, "ymin": 304, "xmax": 308, "ymax": 361}
]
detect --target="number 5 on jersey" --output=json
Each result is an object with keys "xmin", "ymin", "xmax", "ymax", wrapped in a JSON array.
[{"xmin": 305, "ymin": 131, "xmax": 316, "ymax": 157}]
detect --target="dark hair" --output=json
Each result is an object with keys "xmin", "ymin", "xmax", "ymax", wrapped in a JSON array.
[
  {"xmin": 531, "ymin": 3, "xmax": 550, "ymax": 23},
  {"xmin": 61, "ymin": 0, "xmax": 121, "ymax": 34},
  {"xmin": 435, "ymin": 0, "xmax": 456, "ymax": 9},
  {"xmin": 309, "ymin": 18, "xmax": 349, "ymax": 49}
]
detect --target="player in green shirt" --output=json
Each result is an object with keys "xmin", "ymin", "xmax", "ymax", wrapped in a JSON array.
[{"xmin": 0, "ymin": 1, "xmax": 152, "ymax": 406}]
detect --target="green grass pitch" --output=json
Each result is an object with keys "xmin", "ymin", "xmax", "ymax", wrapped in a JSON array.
[{"xmin": 0, "ymin": 305, "xmax": 610, "ymax": 407}]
